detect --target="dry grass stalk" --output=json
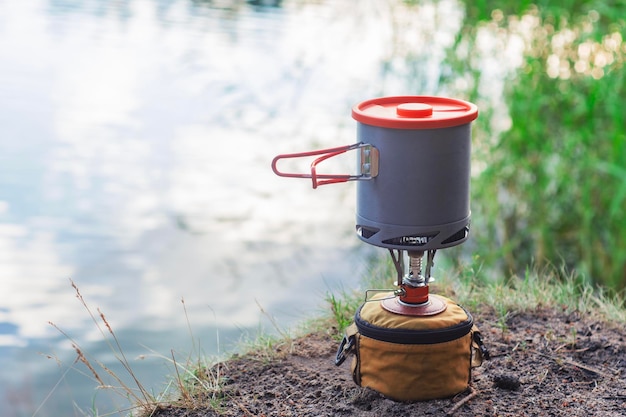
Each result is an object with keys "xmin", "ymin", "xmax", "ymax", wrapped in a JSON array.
[
  {"xmin": 45, "ymin": 280, "xmax": 261, "ymax": 416},
  {"xmin": 45, "ymin": 280, "xmax": 165, "ymax": 416}
]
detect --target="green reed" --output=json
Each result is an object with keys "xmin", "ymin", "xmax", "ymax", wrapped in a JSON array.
[{"xmin": 443, "ymin": 1, "xmax": 626, "ymax": 291}]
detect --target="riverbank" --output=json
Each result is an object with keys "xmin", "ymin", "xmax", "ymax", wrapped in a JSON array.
[
  {"xmin": 149, "ymin": 303, "xmax": 626, "ymax": 416},
  {"xmin": 140, "ymin": 270, "xmax": 626, "ymax": 417}
]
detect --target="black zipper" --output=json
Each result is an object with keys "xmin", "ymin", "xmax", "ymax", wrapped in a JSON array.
[{"xmin": 355, "ymin": 305, "xmax": 474, "ymax": 345}]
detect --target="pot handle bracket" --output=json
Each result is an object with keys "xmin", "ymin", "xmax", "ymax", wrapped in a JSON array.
[{"xmin": 271, "ymin": 142, "xmax": 379, "ymax": 189}]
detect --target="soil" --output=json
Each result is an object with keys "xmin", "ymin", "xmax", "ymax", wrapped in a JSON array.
[{"xmin": 152, "ymin": 305, "xmax": 626, "ymax": 417}]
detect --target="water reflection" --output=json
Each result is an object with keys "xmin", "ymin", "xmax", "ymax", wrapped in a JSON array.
[{"xmin": 0, "ymin": 0, "xmax": 468, "ymax": 415}]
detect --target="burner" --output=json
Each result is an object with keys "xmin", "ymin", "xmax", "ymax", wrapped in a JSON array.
[{"xmin": 380, "ymin": 294, "xmax": 447, "ymax": 316}]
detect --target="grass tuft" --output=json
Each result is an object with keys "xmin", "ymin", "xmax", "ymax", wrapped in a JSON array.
[
  {"xmin": 45, "ymin": 279, "xmax": 159, "ymax": 416},
  {"xmin": 44, "ymin": 281, "xmax": 238, "ymax": 417},
  {"xmin": 447, "ymin": 262, "xmax": 626, "ymax": 325}
]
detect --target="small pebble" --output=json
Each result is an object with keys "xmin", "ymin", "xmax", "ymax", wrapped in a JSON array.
[{"xmin": 493, "ymin": 374, "xmax": 521, "ymax": 391}]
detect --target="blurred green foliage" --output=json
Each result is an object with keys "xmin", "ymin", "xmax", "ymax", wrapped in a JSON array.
[{"xmin": 445, "ymin": 1, "xmax": 626, "ymax": 291}]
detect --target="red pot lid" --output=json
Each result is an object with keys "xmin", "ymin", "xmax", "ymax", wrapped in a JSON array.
[{"xmin": 352, "ymin": 96, "xmax": 478, "ymax": 129}]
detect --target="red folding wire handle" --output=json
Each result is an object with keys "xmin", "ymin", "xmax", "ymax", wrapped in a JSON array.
[{"xmin": 271, "ymin": 143, "xmax": 368, "ymax": 189}]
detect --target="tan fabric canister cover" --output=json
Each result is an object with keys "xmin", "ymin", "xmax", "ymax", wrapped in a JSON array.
[{"xmin": 346, "ymin": 293, "xmax": 482, "ymax": 401}]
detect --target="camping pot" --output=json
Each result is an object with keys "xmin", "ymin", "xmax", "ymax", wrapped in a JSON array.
[{"xmin": 272, "ymin": 96, "xmax": 478, "ymax": 251}]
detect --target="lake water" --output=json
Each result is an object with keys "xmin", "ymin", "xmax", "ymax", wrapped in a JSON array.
[{"xmin": 0, "ymin": 0, "xmax": 470, "ymax": 415}]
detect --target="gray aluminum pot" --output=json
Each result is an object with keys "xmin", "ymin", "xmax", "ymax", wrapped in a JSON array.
[{"xmin": 271, "ymin": 96, "xmax": 478, "ymax": 251}]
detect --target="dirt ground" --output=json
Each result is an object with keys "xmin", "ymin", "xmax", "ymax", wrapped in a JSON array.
[{"xmin": 152, "ymin": 304, "xmax": 626, "ymax": 416}]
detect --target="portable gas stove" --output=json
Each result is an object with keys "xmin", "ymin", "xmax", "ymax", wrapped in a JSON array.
[{"xmin": 272, "ymin": 96, "xmax": 477, "ymax": 317}]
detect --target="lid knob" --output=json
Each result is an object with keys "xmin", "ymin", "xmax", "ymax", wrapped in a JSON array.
[{"xmin": 396, "ymin": 102, "xmax": 433, "ymax": 118}]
